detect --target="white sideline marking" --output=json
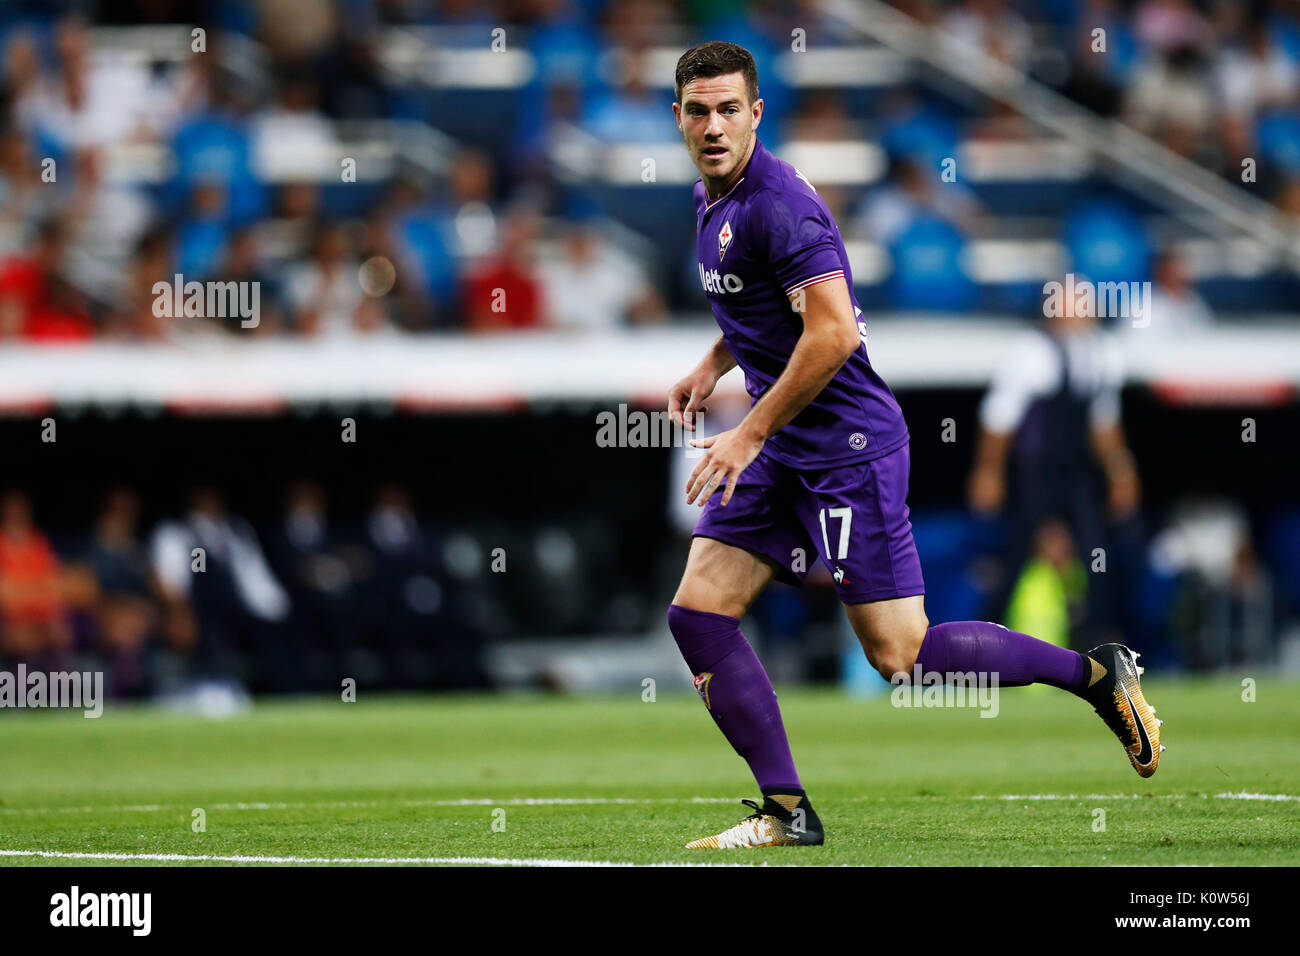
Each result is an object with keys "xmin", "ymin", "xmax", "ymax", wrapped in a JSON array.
[
  {"xmin": 974, "ymin": 793, "xmax": 1300, "ymax": 802},
  {"xmin": 1213, "ymin": 791, "xmax": 1300, "ymax": 802},
  {"xmin": 0, "ymin": 796, "xmax": 738, "ymax": 815},
  {"xmin": 3, "ymin": 792, "xmax": 1295, "ymax": 817},
  {"xmin": 0, "ymin": 849, "xmax": 767, "ymax": 868}
]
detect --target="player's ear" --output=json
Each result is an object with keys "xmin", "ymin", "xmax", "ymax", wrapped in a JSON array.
[
  {"xmin": 672, "ymin": 100, "xmax": 681, "ymax": 128},
  {"xmin": 751, "ymin": 97, "xmax": 763, "ymax": 130}
]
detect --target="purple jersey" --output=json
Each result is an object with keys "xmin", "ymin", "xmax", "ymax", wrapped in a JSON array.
[{"xmin": 694, "ymin": 139, "xmax": 909, "ymax": 469}]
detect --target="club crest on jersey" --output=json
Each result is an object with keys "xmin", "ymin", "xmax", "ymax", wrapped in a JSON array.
[
  {"xmin": 693, "ymin": 672, "xmax": 714, "ymax": 710},
  {"xmin": 718, "ymin": 220, "xmax": 734, "ymax": 261}
]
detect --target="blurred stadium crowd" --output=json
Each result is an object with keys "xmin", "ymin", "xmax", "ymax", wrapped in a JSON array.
[
  {"xmin": 1, "ymin": 0, "xmax": 1299, "ymax": 341},
  {"xmin": 0, "ymin": 481, "xmax": 492, "ymax": 696},
  {"xmin": 0, "ymin": 0, "xmax": 1296, "ymax": 699}
]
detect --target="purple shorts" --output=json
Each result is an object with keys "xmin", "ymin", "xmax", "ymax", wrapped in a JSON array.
[{"xmin": 693, "ymin": 441, "xmax": 925, "ymax": 604}]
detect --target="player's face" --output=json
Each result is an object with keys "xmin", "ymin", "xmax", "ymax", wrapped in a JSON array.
[{"xmin": 674, "ymin": 73, "xmax": 762, "ymax": 192}]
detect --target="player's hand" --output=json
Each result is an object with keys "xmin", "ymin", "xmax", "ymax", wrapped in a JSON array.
[
  {"xmin": 668, "ymin": 368, "xmax": 718, "ymax": 432},
  {"xmin": 1107, "ymin": 471, "xmax": 1140, "ymax": 519},
  {"xmin": 967, "ymin": 464, "xmax": 1005, "ymax": 514},
  {"xmin": 686, "ymin": 424, "xmax": 765, "ymax": 507}
]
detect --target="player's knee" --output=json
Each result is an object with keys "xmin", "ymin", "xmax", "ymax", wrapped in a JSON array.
[
  {"xmin": 673, "ymin": 580, "xmax": 741, "ymax": 621},
  {"xmin": 869, "ymin": 617, "xmax": 929, "ymax": 682}
]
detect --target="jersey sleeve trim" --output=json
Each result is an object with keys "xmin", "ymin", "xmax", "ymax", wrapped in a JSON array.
[{"xmin": 783, "ymin": 270, "xmax": 846, "ymax": 296}]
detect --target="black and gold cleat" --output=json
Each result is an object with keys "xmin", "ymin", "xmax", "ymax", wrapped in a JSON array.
[
  {"xmin": 685, "ymin": 795, "xmax": 824, "ymax": 849},
  {"xmin": 1083, "ymin": 643, "xmax": 1164, "ymax": 778}
]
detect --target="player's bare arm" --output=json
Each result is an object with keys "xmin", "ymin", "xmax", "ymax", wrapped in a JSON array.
[
  {"xmin": 968, "ymin": 426, "xmax": 1012, "ymax": 513},
  {"xmin": 686, "ymin": 277, "xmax": 860, "ymax": 507},
  {"xmin": 1091, "ymin": 421, "xmax": 1141, "ymax": 517}
]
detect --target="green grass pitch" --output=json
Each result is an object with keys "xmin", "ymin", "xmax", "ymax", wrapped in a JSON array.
[{"xmin": 0, "ymin": 680, "xmax": 1296, "ymax": 866}]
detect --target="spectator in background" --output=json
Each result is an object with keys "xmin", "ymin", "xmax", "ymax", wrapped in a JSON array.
[
  {"xmin": 176, "ymin": 179, "xmax": 232, "ymax": 279},
  {"xmin": 1139, "ymin": 247, "xmax": 1213, "ymax": 337},
  {"xmin": 540, "ymin": 218, "xmax": 664, "ymax": 330},
  {"xmin": 941, "ymin": 0, "xmax": 1034, "ymax": 72},
  {"xmin": 1059, "ymin": 0, "xmax": 1139, "ymax": 117},
  {"xmin": 516, "ymin": 77, "xmax": 584, "ymax": 192},
  {"xmin": 138, "ymin": 20, "xmax": 224, "ymax": 140},
  {"xmin": 1004, "ymin": 515, "xmax": 1088, "ymax": 652},
  {"xmin": 356, "ymin": 483, "xmax": 435, "ymax": 686},
  {"xmin": 375, "ymin": 176, "xmax": 459, "ymax": 318},
  {"xmin": 268, "ymin": 181, "xmax": 323, "ymax": 262},
  {"xmin": 853, "ymin": 154, "xmax": 983, "ymax": 246},
  {"xmin": 436, "ymin": 148, "xmax": 501, "ymax": 262},
  {"xmin": 1, "ymin": 29, "xmax": 42, "ymax": 128},
  {"xmin": 169, "ymin": 77, "xmax": 265, "ymax": 226},
  {"xmin": 315, "ymin": 2, "xmax": 387, "ymax": 120},
  {"xmin": 76, "ymin": 487, "xmax": 158, "ymax": 697},
  {"xmin": 355, "ymin": 483, "xmax": 489, "ymax": 690},
  {"xmin": 1216, "ymin": 20, "xmax": 1298, "ymax": 122},
  {"xmin": 581, "ymin": 46, "xmax": 676, "ymax": 144},
  {"xmin": 251, "ymin": 72, "xmax": 338, "ymax": 182},
  {"xmin": 0, "ymin": 489, "xmax": 72, "ymax": 666},
  {"xmin": 462, "ymin": 207, "xmax": 543, "ymax": 332},
  {"xmin": 14, "ymin": 17, "xmax": 153, "ymax": 154},
  {"xmin": 0, "ymin": 125, "xmax": 57, "ymax": 242},
  {"xmin": 1151, "ymin": 499, "xmax": 1276, "ymax": 668},
  {"xmin": 106, "ymin": 226, "xmax": 173, "ymax": 340},
  {"xmin": 357, "ymin": 208, "xmax": 435, "ymax": 332},
  {"xmin": 211, "ymin": 226, "xmax": 287, "ymax": 336},
  {"xmin": 521, "ymin": 0, "xmax": 600, "ymax": 97},
  {"xmin": 65, "ymin": 145, "xmax": 155, "ymax": 285},
  {"xmin": 1123, "ymin": 44, "xmax": 1216, "ymax": 159},
  {"xmin": 968, "ymin": 276, "xmax": 1139, "ymax": 646},
  {"xmin": 287, "ymin": 220, "xmax": 374, "ymax": 337},
  {"xmin": 150, "ymin": 486, "xmax": 295, "ymax": 691},
  {"xmin": 266, "ymin": 480, "xmax": 358, "ymax": 689},
  {"xmin": 0, "ymin": 217, "xmax": 94, "ymax": 341}
]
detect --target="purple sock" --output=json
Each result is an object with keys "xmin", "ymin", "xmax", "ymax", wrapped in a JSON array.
[
  {"xmin": 914, "ymin": 621, "xmax": 1087, "ymax": 693},
  {"xmin": 667, "ymin": 604, "xmax": 802, "ymax": 792}
]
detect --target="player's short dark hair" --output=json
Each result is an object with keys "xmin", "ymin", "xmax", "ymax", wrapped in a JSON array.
[{"xmin": 675, "ymin": 41, "xmax": 759, "ymax": 105}]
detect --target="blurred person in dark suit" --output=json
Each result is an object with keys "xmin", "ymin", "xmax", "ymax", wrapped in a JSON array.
[
  {"xmin": 266, "ymin": 480, "xmax": 359, "ymax": 690},
  {"xmin": 968, "ymin": 277, "xmax": 1141, "ymax": 647},
  {"xmin": 356, "ymin": 484, "xmax": 488, "ymax": 690},
  {"xmin": 75, "ymin": 487, "xmax": 160, "ymax": 697},
  {"xmin": 150, "ymin": 486, "xmax": 297, "ymax": 691}
]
